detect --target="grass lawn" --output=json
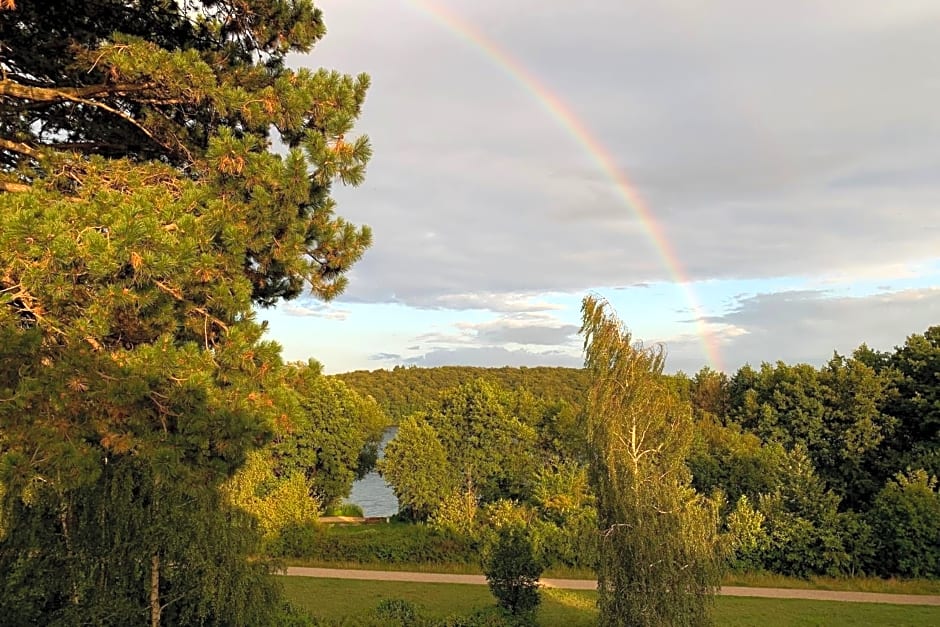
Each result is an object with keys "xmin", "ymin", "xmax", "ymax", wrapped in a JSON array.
[{"xmin": 280, "ymin": 577, "xmax": 940, "ymax": 626}]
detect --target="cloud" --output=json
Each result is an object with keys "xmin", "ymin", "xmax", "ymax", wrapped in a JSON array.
[
  {"xmin": 278, "ymin": 2, "xmax": 940, "ymax": 375},
  {"xmin": 404, "ymin": 346, "xmax": 582, "ymax": 369},
  {"xmin": 306, "ymin": 0, "xmax": 940, "ymax": 312},
  {"xmin": 280, "ymin": 302, "xmax": 350, "ymax": 320},
  {"xmin": 456, "ymin": 313, "xmax": 580, "ymax": 346},
  {"xmin": 661, "ymin": 287, "xmax": 940, "ymax": 374},
  {"xmin": 369, "ymin": 352, "xmax": 402, "ymax": 361},
  {"xmin": 431, "ymin": 292, "xmax": 564, "ymax": 313},
  {"xmin": 474, "ymin": 323, "xmax": 579, "ymax": 346}
]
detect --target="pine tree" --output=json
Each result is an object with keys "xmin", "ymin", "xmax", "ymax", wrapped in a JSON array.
[
  {"xmin": 581, "ymin": 296, "xmax": 721, "ymax": 627},
  {"xmin": 0, "ymin": 1, "xmax": 371, "ymax": 623}
]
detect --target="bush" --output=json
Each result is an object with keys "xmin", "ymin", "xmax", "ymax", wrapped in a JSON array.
[
  {"xmin": 438, "ymin": 607, "xmax": 521, "ymax": 626},
  {"xmin": 869, "ymin": 469, "xmax": 940, "ymax": 578},
  {"xmin": 373, "ymin": 598, "xmax": 424, "ymax": 625},
  {"xmin": 274, "ymin": 601, "xmax": 317, "ymax": 627},
  {"xmin": 323, "ymin": 503, "xmax": 365, "ymax": 517},
  {"xmin": 482, "ymin": 526, "xmax": 542, "ymax": 620},
  {"xmin": 267, "ymin": 521, "xmax": 478, "ymax": 564},
  {"xmin": 267, "ymin": 522, "xmax": 322, "ymax": 558}
]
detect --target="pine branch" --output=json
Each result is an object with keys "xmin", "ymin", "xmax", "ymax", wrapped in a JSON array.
[
  {"xmin": 0, "ymin": 137, "xmax": 39, "ymax": 159},
  {"xmin": 0, "ymin": 78, "xmax": 189, "ymax": 161},
  {"xmin": 0, "ymin": 181, "xmax": 30, "ymax": 193},
  {"xmin": 0, "ymin": 79, "xmax": 157, "ymax": 102}
]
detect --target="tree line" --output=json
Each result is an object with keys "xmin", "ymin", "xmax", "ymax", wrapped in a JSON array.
[
  {"xmin": 335, "ymin": 365, "xmax": 591, "ymax": 422},
  {"xmin": 376, "ymin": 325, "xmax": 940, "ymax": 582}
]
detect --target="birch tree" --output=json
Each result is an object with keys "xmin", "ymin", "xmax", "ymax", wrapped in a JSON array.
[{"xmin": 581, "ymin": 295, "xmax": 721, "ymax": 626}]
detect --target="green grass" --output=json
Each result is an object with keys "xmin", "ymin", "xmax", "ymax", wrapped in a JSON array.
[
  {"xmin": 279, "ymin": 578, "xmax": 595, "ymax": 626},
  {"xmin": 280, "ymin": 577, "xmax": 940, "ymax": 626},
  {"xmin": 722, "ymin": 571, "xmax": 940, "ymax": 596}
]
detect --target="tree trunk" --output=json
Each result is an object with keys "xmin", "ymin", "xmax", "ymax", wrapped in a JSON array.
[
  {"xmin": 150, "ymin": 553, "xmax": 161, "ymax": 627},
  {"xmin": 58, "ymin": 500, "xmax": 80, "ymax": 605}
]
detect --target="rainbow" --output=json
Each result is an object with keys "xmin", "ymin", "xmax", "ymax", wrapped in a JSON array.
[{"xmin": 404, "ymin": 0, "xmax": 724, "ymax": 372}]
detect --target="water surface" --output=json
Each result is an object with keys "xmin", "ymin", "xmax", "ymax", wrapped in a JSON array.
[{"xmin": 348, "ymin": 427, "xmax": 398, "ymax": 517}]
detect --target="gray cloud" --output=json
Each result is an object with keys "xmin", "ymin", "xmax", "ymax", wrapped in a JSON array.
[
  {"xmin": 661, "ymin": 287, "xmax": 940, "ymax": 374},
  {"xmin": 410, "ymin": 312, "xmax": 580, "ymax": 348},
  {"xmin": 474, "ymin": 323, "xmax": 579, "ymax": 346},
  {"xmin": 404, "ymin": 346, "xmax": 582, "ymax": 369},
  {"xmin": 369, "ymin": 352, "xmax": 402, "ymax": 361},
  {"xmin": 305, "ymin": 0, "xmax": 940, "ymax": 310},
  {"xmin": 455, "ymin": 313, "xmax": 580, "ymax": 346},
  {"xmin": 431, "ymin": 293, "xmax": 564, "ymax": 313},
  {"xmin": 278, "ymin": 2, "xmax": 940, "ymax": 375}
]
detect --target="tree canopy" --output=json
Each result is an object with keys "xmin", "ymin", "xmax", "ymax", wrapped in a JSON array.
[{"xmin": 0, "ymin": 1, "xmax": 372, "ymax": 623}]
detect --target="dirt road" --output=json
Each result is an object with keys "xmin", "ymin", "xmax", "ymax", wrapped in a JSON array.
[{"xmin": 283, "ymin": 567, "xmax": 940, "ymax": 606}]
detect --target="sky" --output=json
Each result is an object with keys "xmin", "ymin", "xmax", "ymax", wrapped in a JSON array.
[{"xmin": 262, "ymin": 0, "xmax": 940, "ymax": 375}]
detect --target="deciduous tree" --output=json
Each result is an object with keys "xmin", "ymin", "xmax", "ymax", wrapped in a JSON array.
[{"xmin": 581, "ymin": 295, "xmax": 721, "ymax": 627}]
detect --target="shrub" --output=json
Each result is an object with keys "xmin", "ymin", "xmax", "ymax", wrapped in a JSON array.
[
  {"xmin": 267, "ymin": 521, "xmax": 478, "ymax": 564},
  {"xmin": 273, "ymin": 601, "xmax": 316, "ymax": 627},
  {"xmin": 482, "ymin": 526, "xmax": 542, "ymax": 621},
  {"xmin": 869, "ymin": 469, "xmax": 940, "ymax": 577},
  {"xmin": 323, "ymin": 503, "xmax": 365, "ymax": 517},
  {"xmin": 373, "ymin": 598, "xmax": 424, "ymax": 625},
  {"xmin": 430, "ymin": 488, "xmax": 480, "ymax": 538},
  {"xmin": 268, "ymin": 522, "xmax": 322, "ymax": 558},
  {"xmin": 438, "ymin": 607, "xmax": 520, "ymax": 626}
]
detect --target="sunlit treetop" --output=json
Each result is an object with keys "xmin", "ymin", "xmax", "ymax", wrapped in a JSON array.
[{"xmin": 0, "ymin": 0, "xmax": 372, "ymax": 311}]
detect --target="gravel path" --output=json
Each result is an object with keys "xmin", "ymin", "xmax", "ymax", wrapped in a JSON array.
[{"xmin": 283, "ymin": 567, "xmax": 940, "ymax": 606}]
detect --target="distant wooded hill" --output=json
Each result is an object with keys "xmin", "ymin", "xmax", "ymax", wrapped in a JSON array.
[{"xmin": 333, "ymin": 366, "xmax": 591, "ymax": 421}]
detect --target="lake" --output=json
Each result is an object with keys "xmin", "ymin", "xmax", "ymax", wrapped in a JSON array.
[{"xmin": 348, "ymin": 427, "xmax": 399, "ymax": 517}]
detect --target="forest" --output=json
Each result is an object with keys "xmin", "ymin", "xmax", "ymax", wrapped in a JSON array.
[{"xmin": 334, "ymin": 326, "xmax": 940, "ymax": 580}]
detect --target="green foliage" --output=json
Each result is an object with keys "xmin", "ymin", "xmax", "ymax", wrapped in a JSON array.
[
  {"xmin": 690, "ymin": 367, "xmax": 732, "ymax": 421},
  {"xmin": 0, "ymin": 1, "xmax": 373, "ymax": 622},
  {"xmin": 430, "ymin": 379, "xmax": 539, "ymax": 503},
  {"xmin": 431, "ymin": 487, "xmax": 482, "ymax": 538},
  {"xmin": 335, "ymin": 366, "xmax": 591, "ymax": 423},
  {"xmin": 483, "ymin": 526, "xmax": 543, "ymax": 620},
  {"xmin": 224, "ymin": 450, "xmax": 319, "ymax": 539},
  {"xmin": 688, "ymin": 416, "xmax": 788, "ymax": 507},
  {"xmin": 271, "ymin": 363, "xmax": 390, "ymax": 509},
  {"xmin": 382, "ymin": 416, "xmax": 457, "ymax": 520},
  {"xmin": 374, "ymin": 598, "xmax": 423, "ymax": 624},
  {"xmin": 881, "ymin": 327, "xmax": 940, "ymax": 477},
  {"xmin": 532, "ymin": 461, "xmax": 592, "ymax": 523},
  {"xmin": 0, "ymin": 459, "xmax": 282, "ymax": 625},
  {"xmin": 729, "ymin": 356, "xmax": 893, "ymax": 508},
  {"xmin": 723, "ymin": 495, "xmax": 767, "ymax": 571},
  {"xmin": 756, "ymin": 447, "xmax": 840, "ymax": 573},
  {"xmin": 381, "ymin": 379, "xmax": 538, "ymax": 520},
  {"xmin": 479, "ymin": 500, "xmax": 534, "ymax": 533},
  {"xmin": 581, "ymin": 296, "xmax": 722, "ymax": 626},
  {"xmin": 268, "ymin": 521, "xmax": 478, "ymax": 564},
  {"xmin": 869, "ymin": 469, "xmax": 940, "ymax": 578},
  {"xmin": 274, "ymin": 601, "xmax": 318, "ymax": 627},
  {"xmin": 581, "ymin": 297, "xmax": 720, "ymax": 625},
  {"xmin": 324, "ymin": 503, "xmax": 365, "ymax": 518}
]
